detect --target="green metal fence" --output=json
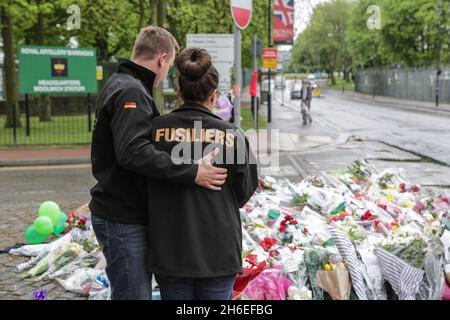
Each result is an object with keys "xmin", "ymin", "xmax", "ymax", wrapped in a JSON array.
[{"xmin": 354, "ymin": 66, "xmax": 450, "ymax": 103}]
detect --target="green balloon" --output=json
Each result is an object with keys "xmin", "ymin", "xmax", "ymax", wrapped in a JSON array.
[
  {"xmin": 53, "ymin": 223, "xmax": 67, "ymax": 235},
  {"xmin": 53, "ymin": 212, "xmax": 68, "ymax": 235},
  {"xmin": 25, "ymin": 225, "xmax": 48, "ymax": 244},
  {"xmin": 34, "ymin": 216, "xmax": 54, "ymax": 236},
  {"xmin": 58, "ymin": 212, "xmax": 68, "ymax": 224},
  {"xmin": 38, "ymin": 201, "xmax": 60, "ymax": 225}
]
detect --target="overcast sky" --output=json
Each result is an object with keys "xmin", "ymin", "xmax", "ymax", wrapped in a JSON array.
[{"xmin": 294, "ymin": 0, "xmax": 330, "ymax": 37}]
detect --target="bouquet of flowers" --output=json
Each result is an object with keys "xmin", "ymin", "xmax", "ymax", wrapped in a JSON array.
[
  {"xmin": 304, "ymin": 247, "xmax": 327, "ymax": 300},
  {"xmin": 22, "ymin": 242, "xmax": 84, "ymax": 280},
  {"xmin": 64, "ymin": 211, "xmax": 88, "ymax": 233},
  {"xmin": 378, "ymin": 234, "xmax": 427, "ymax": 269},
  {"xmin": 316, "ymin": 260, "xmax": 351, "ymax": 300}
]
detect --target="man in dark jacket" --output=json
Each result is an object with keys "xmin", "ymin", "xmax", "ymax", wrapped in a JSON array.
[{"xmin": 89, "ymin": 26, "xmax": 227, "ymax": 300}]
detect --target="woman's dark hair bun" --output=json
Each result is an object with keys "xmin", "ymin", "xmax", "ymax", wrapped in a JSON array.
[
  {"xmin": 176, "ymin": 47, "xmax": 219, "ymax": 103},
  {"xmin": 176, "ymin": 48, "xmax": 212, "ymax": 81}
]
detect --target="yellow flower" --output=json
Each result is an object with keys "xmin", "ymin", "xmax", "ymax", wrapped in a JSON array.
[
  {"xmin": 324, "ymin": 264, "xmax": 331, "ymax": 271},
  {"xmin": 386, "ymin": 194, "xmax": 394, "ymax": 202}
]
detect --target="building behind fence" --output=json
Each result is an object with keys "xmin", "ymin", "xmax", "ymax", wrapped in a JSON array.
[{"xmin": 354, "ymin": 66, "xmax": 450, "ymax": 103}]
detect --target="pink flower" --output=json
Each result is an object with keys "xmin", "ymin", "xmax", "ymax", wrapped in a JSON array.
[
  {"xmin": 413, "ymin": 202, "xmax": 425, "ymax": 213},
  {"xmin": 442, "ymin": 196, "xmax": 449, "ymax": 205}
]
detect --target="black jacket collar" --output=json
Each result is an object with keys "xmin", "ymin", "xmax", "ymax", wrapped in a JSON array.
[
  {"xmin": 173, "ymin": 102, "xmax": 223, "ymax": 120},
  {"xmin": 117, "ymin": 58, "xmax": 156, "ymax": 96}
]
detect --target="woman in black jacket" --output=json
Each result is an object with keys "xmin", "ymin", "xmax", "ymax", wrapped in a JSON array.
[{"xmin": 147, "ymin": 48, "xmax": 258, "ymax": 300}]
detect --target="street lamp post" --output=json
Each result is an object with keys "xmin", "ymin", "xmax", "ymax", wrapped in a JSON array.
[{"xmin": 435, "ymin": 0, "xmax": 443, "ymax": 107}]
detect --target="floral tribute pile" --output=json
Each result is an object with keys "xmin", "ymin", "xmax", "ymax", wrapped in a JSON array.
[
  {"xmin": 235, "ymin": 160, "xmax": 450, "ymax": 300},
  {"xmin": 9, "ymin": 161, "xmax": 450, "ymax": 300}
]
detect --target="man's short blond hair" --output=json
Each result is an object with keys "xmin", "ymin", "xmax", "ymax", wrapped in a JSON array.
[{"xmin": 131, "ymin": 26, "xmax": 179, "ymax": 60}]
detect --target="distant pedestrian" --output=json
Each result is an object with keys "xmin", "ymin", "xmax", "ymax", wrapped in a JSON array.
[{"xmin": 300, "ymin": 80, "xmax": 313, "ymax": 125}]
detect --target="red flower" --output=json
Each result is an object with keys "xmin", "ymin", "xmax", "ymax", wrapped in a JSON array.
[
  {"xmin": 269, "ymin": 249, "xmax": 278, "ymax": 257},
  {"xmin": 291, "ymin": 220, "xmax": 298, "ymax": 225},
  {"xmin": 303, "ymin": 227, "xmax": 309, "ymax": 233},
  {"xmin": 361, "ymin": 210, "xmax": 374, "ymax": 221},
  {"xmin": 260, "ymin": 238, "xmax": 277, "ymax": 251},
  {"xmin": 399, "ymin": 183, "xmax": 407, "ymax": 193},
  {"xmin": 279, "ymin": 225, "xmax": 287, "ymax": 232},
  {"xmin": 378, "ymin": 204, "xmax": 388, "ymax": 211},
  {"xmin": 245, "ymin": 254, "xmax": 258, "ymax": 267},
  {"xmin": 411, "ymin": 185, "xmax": 420, "ymax": 193}
]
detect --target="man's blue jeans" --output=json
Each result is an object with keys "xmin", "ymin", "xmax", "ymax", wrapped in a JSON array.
[
  {"xmin": 155, "ymin": 274, "xmax": 236, "ymax": 300},
  {"xmin": 91, "ymin": 214, "xmax": 152, "ymax": 300}
]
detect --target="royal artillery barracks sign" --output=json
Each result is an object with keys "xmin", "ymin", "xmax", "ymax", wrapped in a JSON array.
[{"xmin": 19, "ymin": 46, "xmax": 97, "ymax": 94}]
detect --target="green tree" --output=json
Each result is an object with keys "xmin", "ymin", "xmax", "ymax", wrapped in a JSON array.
[
  {"xmin": 380, "ymin": 0, "xmax": 447, "ymax": 67},
  {"xmin": 0, "ymin": 1, "xmax": 21, "ymax": 128},
  {"xmin": 346, "ymin": 0, "xmax": 387, "ymax": 69},
  {"xmin": 166, "ymin": 0, "xmax": 269, "ymax": 68},
  {"xmin": 290, "ymin": 0, "xmax": 352, "ymax": 84}
]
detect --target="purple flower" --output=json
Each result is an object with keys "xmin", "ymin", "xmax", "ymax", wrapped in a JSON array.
[
  {"xmin": 413, "ymin": 201, "xmax": 425, "ymax": 213},
  {"xmin": 442, "ymin": 196, "xmax": 449, "ymax": 205},
  {"xmin": 33, "ymin": 289, "xmax": 46, "ymax": 300}
]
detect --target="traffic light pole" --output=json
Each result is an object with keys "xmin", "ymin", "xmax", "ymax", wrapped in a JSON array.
[
  {"xmin": 234, "ymin": 24, "xmax": 242, "ymax": 128},
  {"xmin": 252, "ymin": 35, "xmax": 258, "ymax": 130}
]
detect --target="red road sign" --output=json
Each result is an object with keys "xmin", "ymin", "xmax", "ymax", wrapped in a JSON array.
[
  {"xmin": 230, "ymin": 0, "xmax": 253, "ymax": 29},
  {"xmin": 262, "ymin": 48, "xmax": 278, "ymax": 69},
  {"xmin": 262, "ymin": 48, "xmax": 278, "ymax": 60}
]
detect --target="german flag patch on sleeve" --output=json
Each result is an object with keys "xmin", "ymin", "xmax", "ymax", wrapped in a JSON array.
[{"xmin": 124, "ymin": 102, "xmax": 137, "ymax": 109}]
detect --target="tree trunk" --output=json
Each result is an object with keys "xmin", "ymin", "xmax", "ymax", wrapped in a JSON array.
[
  {"xmin": 35, "ymin": 0, "xmax": 52, "ymax": 122},
  {"xmin": 330, "ymin": 71, "xmax": 336, "ymax": 86},
  {"xmin": 1, "ymin": 6, "xmax": 21, "ymax": 128},
  {"xmin": 149, "ymin": 0, "xmax": 158, "ymax": 25},
  {"xmin": 39, "ymin": 95, "xmax": 52, "ymax": 121},
  {"xmin": 157, "ymin": 0, "xmax": 166, "ymax": 26},
  {"xmin": 152, "ymin": 0, "xmax": 166, "ymax": 110},
  {"xmin": 343, "ymin": 67, "xmax": 350, "ymax": 82},
  {"xmin": 138, "ymin": 0, "xmax": 145, "ymax": 32}
]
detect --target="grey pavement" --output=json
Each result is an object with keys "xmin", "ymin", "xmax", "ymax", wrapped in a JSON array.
[
  {"xmin": 255, "ymin": 80, "xmax": 450, "ymax": 195},
  {"xmin": 0, "ymin": 165, "xmax": 94, "ymax": 300}
]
